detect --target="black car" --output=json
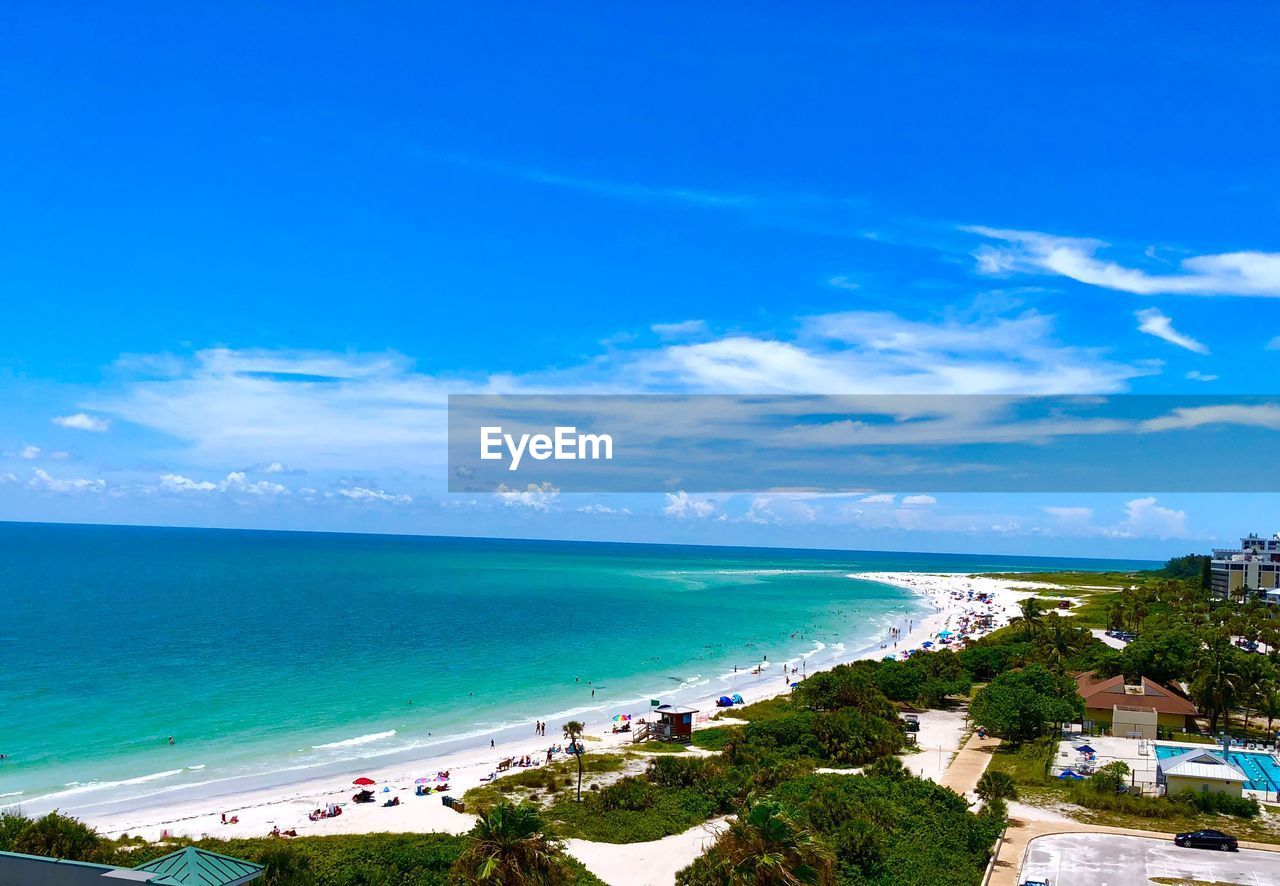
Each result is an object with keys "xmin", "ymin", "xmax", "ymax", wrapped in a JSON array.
[{"xmin": 1175, "ymin": 829, "xmax": 1238, "ymax": 851}]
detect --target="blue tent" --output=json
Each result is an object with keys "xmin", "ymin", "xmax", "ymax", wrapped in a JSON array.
[
  {"xmin": 731, "ymin": 693, "xmax": 745, "ymax": 704},
  {"xmin": 1057, "ymin": 770, "xmax": 1085, "ymax": 780},
  {"xmin": 716, "ymin": 696, "xmax": 734, "ymax": 707},
  {"xmin": 1075, "ymin": 744, "xmax": 1096, "ymax": 754}
]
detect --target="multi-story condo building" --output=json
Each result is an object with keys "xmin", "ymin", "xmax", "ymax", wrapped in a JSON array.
[{"xmin": 1211, "ymin": 533, "xmax": 1280, "ymax": 599}]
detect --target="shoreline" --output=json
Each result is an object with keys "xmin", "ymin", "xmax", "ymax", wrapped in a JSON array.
[{"xmin": 24, "ymin": 571, "xmax": 1045, "ymax": 841}]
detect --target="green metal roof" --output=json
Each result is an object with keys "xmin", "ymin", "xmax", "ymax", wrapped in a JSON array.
[{"xmin": 131, "ymin": 847, "xmax": 263, "ymax": 886}]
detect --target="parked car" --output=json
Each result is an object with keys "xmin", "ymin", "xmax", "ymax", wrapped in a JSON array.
[{"xmin": 1174, "ymin": 829, "xmax": 1238, "ymax": 851}]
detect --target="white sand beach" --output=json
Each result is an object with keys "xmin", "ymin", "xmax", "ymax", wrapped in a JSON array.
[{"xmin": 78, "ymin": 571, "xmax": 1048, "ymax": 871}]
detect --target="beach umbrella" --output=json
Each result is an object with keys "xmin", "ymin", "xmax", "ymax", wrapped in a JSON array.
[
  {"xmin": 415, "ymin": 778, "xmax": 430, "ymax": 784},
  {"xmin": 612, "ymin": 714, "xmax": 631, "ymax": 722},
  {"xmin": 1074, "ymin": 745, "xmax": 1096, "ymax": 755},
  {"xmin": 922, "ymin": 641, "xmax": 933, "ymax": 647},
  {"xmin": 353, "ymin": 777, "xmax": 375, "ymax": 786},
  {"xmin": 938, "ymin": 630, "xmax": 953, "ymax": 637}
]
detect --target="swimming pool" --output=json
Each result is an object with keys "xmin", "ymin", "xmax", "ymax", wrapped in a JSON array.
[{"xmin": 1155, "ymin": 744, "xmax": 1280, "ymax": 793}]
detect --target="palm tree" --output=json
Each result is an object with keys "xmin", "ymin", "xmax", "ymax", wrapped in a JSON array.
[
  {"xmin": 1190, "ymin": 633, "xmax": 1243, "ymax": 734},
  {"xmin": 452, "ymin": 801, "xmax": 569, "ymax": 885},
  {"xmin": 1105, "ymin": 600, "xmax": 1127, "ymax": 632},
  {"xmin": 712, "ymin": 799, "xmax": 835, "ymax": 885},
  {"xmin": 976, "ymin": 769, "xmax": 1018, "ymax": 804},
  {"xmin": 1016, "ymin": 597, "xmax": 1045, "ymax": 640},
  {"xmin": 562, "ymin": 720, "xmax": 585, "ymax": 801},
  {"xmin": 1237, "ymin": 655, "xmax": 1277, "ymax": 733},
  {"xmin": 1263, "ymin": 688, "xmax": 1280, "ymax": 736},
  {"xmin": 1039, "ymin": 615, "xmax": 1088, "ymax": 672}
]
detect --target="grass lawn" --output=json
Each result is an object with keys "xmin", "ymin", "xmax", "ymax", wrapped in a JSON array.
[{"xmin": 985, "ymin": 736, "xmax": 1056, "ymax": 786}]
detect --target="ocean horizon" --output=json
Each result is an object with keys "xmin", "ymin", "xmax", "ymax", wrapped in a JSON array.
[{"xmin": 0, "ymin": 521, "xmax": 1156, "ymax": 818}]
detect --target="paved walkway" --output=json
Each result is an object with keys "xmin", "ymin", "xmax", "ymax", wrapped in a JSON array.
[
  {"xmin": 989, "ymin": 817, "xmax": 1280, "ymax": 886},
  {"xmin": 938, "ymin": 732, "xmax": 1001, "ymax": 796}
]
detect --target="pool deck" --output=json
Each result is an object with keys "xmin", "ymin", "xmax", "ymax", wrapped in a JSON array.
[{"xmin": 1058, "ymin": 735, "xmax": 1280, "ymax": 797}]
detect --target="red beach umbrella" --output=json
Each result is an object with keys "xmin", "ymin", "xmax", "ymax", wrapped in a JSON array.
[{"xmin": 353, "ymin": 777, "xmax": 375, "ymax": 786}]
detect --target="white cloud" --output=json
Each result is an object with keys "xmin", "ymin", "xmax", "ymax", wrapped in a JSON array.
[
  {"xmin": 1185, "ymin": 370, "xmax": 1218, "ymax": 382},
  {"xmin": 89, "ymin": 305, "xmax": 1149, "ymax": 480},
  {"xmin": 494, "ymin": 481, "xmax": 558, "ymax": 510},
  {"xmin": 743, "ymin": 495, "xmax": 818, "ymax": 525},
  {"xmin": 828, "ymin": 275, "xmax": 860, "ymax": 290},
  {"xmin": 1140, "ymin": 403, "xmax": 1280, "ymax": 433},
  {"xmin": 338, "ymin": 486, "xmax": 412, "ymax": 504},
  {"xmin": 1118, "ymin": 496, "xmax": 1188, "ymax": 539},
  {"xmin": 19, "ymin": 445, "xmax": 40, "ymax": 460},
  {"xmin": 29, "ymin": 468, "xmax": 105, "ymax": 494},
  {"xmin": 858, "ymin": 493, "xmax": 896, "ymax": 504},
  {"xmin": 901, "ymin": 494, "xmax": 937, "ymax": 506},
  {"xmin": 651, "ymin": 320, "xmax": 707, "ymax": 339},
  {"xmin": 1134, "ymin": 308, "xmax": 1209, "ymax": 354},
  {"xmin": 1042, "ymin": 506, "xmax": 1094, "ymax": 522},
  {"xmin": 1267, "ymin": 337, "xmax": 1280, "ymax": 351},
  {"xmin": 52, "ymin": 412, "xmax": 111, "ymax": 432},
  {"xmin": 969, "ymin": 227, "xmax": 1280, "ymax": 297},
  {"xmin": 220, "ymin": 471, "xmax": 288, "ymax": 496},
  {"xmin": 159, "ymin": 471, "xmax": 288, "ymax": 496},
  {"xmin": 160, "ymin": 473, "xmax": 218, "ymax": 492},
  {"xmin": 576, "ymin": 504, "xmax": 632, "ymax": 515},
  {"xmin": 264, "ymin": 461, "xmax": 287, "ymax": 474},
  {"xmin": 663, "ymin": 490, "xmax": 715, "ymax": 519}
]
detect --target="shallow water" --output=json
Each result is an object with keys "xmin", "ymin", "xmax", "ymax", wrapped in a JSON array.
[{"xmin": 0, "ymin": 522, "xmax": 1152, "ymax": 814}]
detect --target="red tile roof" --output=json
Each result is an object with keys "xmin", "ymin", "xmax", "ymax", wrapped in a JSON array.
[{"xmin": 1075, "ymin": 671, "xmax": 1199, "ymax": 717}]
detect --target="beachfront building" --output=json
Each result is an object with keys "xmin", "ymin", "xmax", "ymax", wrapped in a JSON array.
[
  {"xmin": 0, "ymin": 846, "xmax": 263, "ymax": 886},
  {"xmin": 1157, "ymin": 749, "xmax": 1248, "ymax": 797},
  {"xmin": 1075, "ymin": 671, "xmax": 1199, "ymax": 738},
  {"xmin": 641, "ymin": 704, "xmax": 698, "ymax": 744},
  {"xmin": 1211, "ymin": 533, "xmax": 1280, "ymax": 600}
]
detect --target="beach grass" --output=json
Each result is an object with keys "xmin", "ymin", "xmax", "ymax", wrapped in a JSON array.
[
  {"xmin": 711, "ymin": 695, "xmax": 789, "ymax": 722},
  {"xmin": 691, "ymin": 726, "xmax": 738, "ymax": 751},
  {"xmin": 462, "ymin": 754, "xmax": 631, "ymax": 810},
  {"xmin": 632, "ymin": 741, "xmax": 687, "ymax": 754}
]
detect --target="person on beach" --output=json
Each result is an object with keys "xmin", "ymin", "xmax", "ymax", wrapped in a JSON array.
[{"xmin": 490, "ymin": 739, "xmax": 495, "ymax": 748}]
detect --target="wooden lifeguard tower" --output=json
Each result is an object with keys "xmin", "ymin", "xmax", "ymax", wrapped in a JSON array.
[{"xmin": 634, "ymin": 704, "xmax": 699, "ymax": 744}]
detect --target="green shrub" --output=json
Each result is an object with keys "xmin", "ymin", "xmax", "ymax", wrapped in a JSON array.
[{"xmin": 1172, "ymin": 790, "xmax": 1260, "ymax": 818}]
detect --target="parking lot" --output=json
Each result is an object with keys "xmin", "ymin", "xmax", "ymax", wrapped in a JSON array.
[{"xmin": 1021, "ymin": 832, "xmax": 1280, "ymax": 885}]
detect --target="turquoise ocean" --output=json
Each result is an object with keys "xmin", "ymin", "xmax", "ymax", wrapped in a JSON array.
[{"xmin": 0, "ymin": 522, "xmax": 1154, "ymax": 818}]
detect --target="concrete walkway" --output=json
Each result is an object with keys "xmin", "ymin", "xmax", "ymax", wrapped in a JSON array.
[{"xmin": 938, "ymin": 732, "xmax": 1001, "ymax": 797}]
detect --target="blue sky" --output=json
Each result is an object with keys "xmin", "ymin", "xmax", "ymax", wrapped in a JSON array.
[{"xmin": 3, "ymin": 3, "xmax": 1280, "ymax": 558}]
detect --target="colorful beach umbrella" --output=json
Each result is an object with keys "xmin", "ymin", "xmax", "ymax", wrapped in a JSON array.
[
  {"xmin": 353, "ymin": 776, "xmax": 375, "ymax": 785},
  {"xmin": 415, "ymin": 778, "xmax": 430, "ymax": 784},
  {"xmin": 612, "ymin": 714, "xmax": 631, "ymax": 722}
]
